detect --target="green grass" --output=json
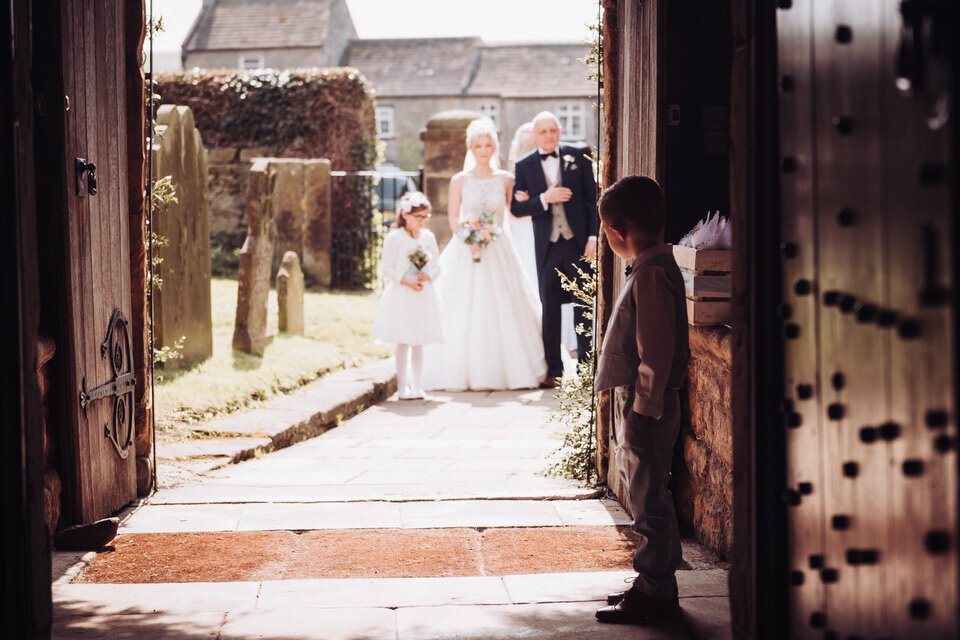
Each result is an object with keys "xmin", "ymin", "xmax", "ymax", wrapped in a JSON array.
[{"xmin": 154, "ymin": 277, "xmax": 391, "ymax": 433}]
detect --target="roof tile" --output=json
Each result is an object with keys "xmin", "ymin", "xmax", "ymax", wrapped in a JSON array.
[
  {"xmin": 467, "ymin": 43, "xmax": 594, "ymax": 98},
  {"xmin": 183, "ymin": 0, "xmax": 332, "ymax": 51},
  {"xmin": 340, "ymin": 38, "xmax": 482, "ymax": 97}
]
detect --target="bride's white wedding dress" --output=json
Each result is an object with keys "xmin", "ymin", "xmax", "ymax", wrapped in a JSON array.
[{"xmin": 421, "ymin": 173, "xmax": 547, "ymax": 390}]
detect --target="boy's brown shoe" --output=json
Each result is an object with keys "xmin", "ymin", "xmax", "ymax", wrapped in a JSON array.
[{"xmin": 595, "ymin": 587, "xmax": 679, "ymax": 624}]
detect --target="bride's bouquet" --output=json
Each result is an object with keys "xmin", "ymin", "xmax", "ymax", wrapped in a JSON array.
[{"xmin": 459, "ymin": 213, "xmax": 502, "ymax": 263}]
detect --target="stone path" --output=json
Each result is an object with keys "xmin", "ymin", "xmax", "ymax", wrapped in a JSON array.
[{"xmin": 52, "ymin": 384, "xmax": 731, "ymax": 639}]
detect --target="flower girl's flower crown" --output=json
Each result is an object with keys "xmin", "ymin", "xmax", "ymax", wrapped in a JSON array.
[{"xmin": 398, "ymin": 192, "xmax": 430, "ymax": 213}]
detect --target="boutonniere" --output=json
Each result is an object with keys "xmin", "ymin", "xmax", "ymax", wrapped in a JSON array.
[{"xmin": 562, "ymin": 154, "xmax": 577, "ymax": 171}]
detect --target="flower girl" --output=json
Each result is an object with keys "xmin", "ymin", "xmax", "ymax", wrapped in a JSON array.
[{"xmin": 372, "ymin": 191, "xmax": 445, "ymax": 399}]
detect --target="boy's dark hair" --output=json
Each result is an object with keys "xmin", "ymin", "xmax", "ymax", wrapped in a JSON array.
[{"xmin": 598, "ymin": 175, "xmax": 666, "ymax": 236}]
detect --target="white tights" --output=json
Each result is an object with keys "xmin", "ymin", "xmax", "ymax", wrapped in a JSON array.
[{"xmin": 395, "ymin": 344, "xmax": 423, "ymax": 392}]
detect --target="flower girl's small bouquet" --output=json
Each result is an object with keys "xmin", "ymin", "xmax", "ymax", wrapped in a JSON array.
[
  {"xmin": 404, "ymin": 246, "xmax": 430, "ymax": 281},
  {"xmin": 459, "ymin": 213, "xmax": 502, "ymax": 263}
]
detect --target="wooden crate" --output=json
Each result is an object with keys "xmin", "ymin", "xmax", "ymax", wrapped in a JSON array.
[
  {"xmin": 672, "ymin": 245, "xmax": 732, "ymax": 273},
  {"xmin": 681, "ymin": 269, "xmax": 731, "ymax": 300},
  {"xmin": 686, "ymin": 298, "xmax": 731, "ymax": 327},
  {"xmin": 673, "ymin": 246, "xmax": 732, "ymax": 326}
]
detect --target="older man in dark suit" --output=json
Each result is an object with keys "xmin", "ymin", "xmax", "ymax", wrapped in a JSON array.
[{"xmin": 511, "ymin": 111, "xmax": 598, "ymax": 387}]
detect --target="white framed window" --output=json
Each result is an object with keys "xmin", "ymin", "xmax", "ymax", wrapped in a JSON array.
[
  {"xmin": 557, "ymin": 103, "xmax": 585, "ymax": 140},
  {"xmin": 238, "ymin": 54, "xmax": 264, "ymax": 70},
  {"xmin": 477, "ymin": 102, "xmax": 500, "ymax": 130},
  {"xmin": 376, "ymin": 106, "xmax": 395, "ymax": 139}
]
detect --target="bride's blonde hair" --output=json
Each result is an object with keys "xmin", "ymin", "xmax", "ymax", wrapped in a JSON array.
[{"xmin": 465, "ymin": 117, "xmax": 500, "ymax": 151}]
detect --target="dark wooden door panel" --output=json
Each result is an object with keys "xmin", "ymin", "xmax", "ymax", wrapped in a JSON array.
[
  {"xmin": 59, "ymin": 0, "xmax": 135, "ymax": 524},
  {"xmin": 879, "ymin": 2, "xmax": 957, "ymax": 636},
  {"xmin": 778, "ymin": 0, "xmax": 957, "ymax": 636},
  {"xmin": 776, "ymin": 1, "xmax": 824, "ymax": 636}
]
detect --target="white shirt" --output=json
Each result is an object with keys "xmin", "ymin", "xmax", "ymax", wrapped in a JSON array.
[
  {"xmin": 537, "ymin": 146, "xmax": 561, "ymax": 211},
  {"xmin": 535, "ymin": 146, "xmax": 596, "ymax": 242}
]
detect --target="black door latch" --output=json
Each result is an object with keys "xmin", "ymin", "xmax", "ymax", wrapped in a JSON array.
[{"xmin": 75, "ymin": 157, "xmax": 97, "ymax": 196}]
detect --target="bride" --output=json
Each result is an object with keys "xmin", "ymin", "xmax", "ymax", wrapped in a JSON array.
[{"xmin": 421, "ymin": 118, "xmax": 547, "ymax": 391}]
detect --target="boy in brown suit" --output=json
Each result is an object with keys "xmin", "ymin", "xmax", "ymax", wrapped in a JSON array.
[{"xmin": 593, "ymin": 176, "xmax": 690, "ymax": 624}]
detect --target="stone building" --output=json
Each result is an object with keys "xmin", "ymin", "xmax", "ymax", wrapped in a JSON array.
[
  {"xmin": 341, "ymin": 38, "xmax": 597, "ymax": 170},
  {"xmin": 181, "ymin": 0, "xmax": 356, "ymax": 71}
]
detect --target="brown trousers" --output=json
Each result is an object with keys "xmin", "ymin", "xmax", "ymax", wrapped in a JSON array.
[{"xmin": 612, "ymin": 386, "xmax": 683, "ymax": 600}]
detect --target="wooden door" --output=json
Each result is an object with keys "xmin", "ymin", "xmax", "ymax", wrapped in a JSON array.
[
  {"xmin": 49, "ymin": 0, "xmax": 137, "ymax": 525},
  {"xmin": 777, "ymin": 1, "xmax": 957, "ymax": 637}
]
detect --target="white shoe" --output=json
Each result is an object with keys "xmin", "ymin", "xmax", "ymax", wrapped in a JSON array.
[
  {"xmin": 398, "ymin": 387, "xmax": 415, "ymax": 400},
  {"xmin": 408, "ymin": 387, "xmax": 425, "ymax": 400}
]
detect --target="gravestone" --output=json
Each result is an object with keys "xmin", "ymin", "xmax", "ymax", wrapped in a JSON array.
[
  {"xmin": 271, "ymin": 160, "xmax": 305, "ymax": 262},
  {"xmin": 232, "ymin": 159, "xmax": 276, "ymax": 354},
  {"xmin": 302, "ymin": 159, "xmax": 332, "ymax": 286},
  {"xmin": 420, "ymin": 110, "xmax": 482, "ymax": 248},
  {"xmin": 277, "ymin": 251, "xmax": 305, "ymax": 335},
  {"xmin": 151, "ymin": 105, "xmax": 213, "ymax": 367}
]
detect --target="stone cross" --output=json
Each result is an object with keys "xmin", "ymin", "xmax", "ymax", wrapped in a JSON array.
[{"xmin": 277, "ymin": 251, "xmax": 305, "ymax": 335}]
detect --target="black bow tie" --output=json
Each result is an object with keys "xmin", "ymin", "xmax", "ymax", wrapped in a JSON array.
[
  {"xmin": 624, "ymin": 264, "xmax": 633, "ymax": 276},
  {"xmin": 539, "ymin": 151, "xmax": 558, "ymax": 160}
]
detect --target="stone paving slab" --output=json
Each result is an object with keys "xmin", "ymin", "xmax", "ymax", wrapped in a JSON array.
[
  {"xmin": 220, "ymin": 608, "xmax": 396, "ymax": 640},
  {"xmin": 120, "ymin": 503, "xmax": 246, "ymax": 533},
  {"xmin": 236, "ymin": 501, "xmax": 404, "ymax": 531},
  {"xmin": 396, "ymin": 601, "xmax": 692, "ymax": 640},
  {"xmin": 120, "ymin": 499, "xmax": 631, "ymax": 533},
  {"xmin": 55, "ymin": 571, "xmax": 726, "ymax": 612},
  {"xmin": 53, "ymin": 611, "xmax": 226, "ymax": 640},
  {"xmin": 147, "ymin": 482, "xmax": 596, "ymax": 504},
  {"xmin": 54, "ymin": 581, "xmax": 261, "ymax": 616},
  {"xmin": 501, "ymin": 569, "xmax": 729, "ymax": 604},
  {"xmin": 53, "ymin": 573, "xmax": 728, "ymax": 639},
  {"xmin": 257, "ymin": 576, "xmax": 511, "ymax": 609}
]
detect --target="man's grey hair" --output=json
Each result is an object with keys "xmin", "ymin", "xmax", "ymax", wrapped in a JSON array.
[{"xmin": 531, "ymin": 111, "xmax": 561, "ymax": 129}]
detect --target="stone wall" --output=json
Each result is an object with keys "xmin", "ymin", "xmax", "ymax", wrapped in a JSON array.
[
  {"xmin": 675, "ymin": 324, "xmax": 734, "ymax": 558},
  {"xmin": 183, "ymin": 47, "xmax": 328, "ymax": 72},
  {"xmin": 207, "ymin": 146, "xmax": 254, "ymax": 247},
  {"xmin": 151, "ymin": 105, "xmax": 213, "ymax": 369}
]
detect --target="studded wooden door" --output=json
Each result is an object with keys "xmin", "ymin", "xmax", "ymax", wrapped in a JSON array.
[
  {"xmin": 777, "ymin": 1, "xmax": 957, "ymax": 637},
  {"xmin": 39, "ymin": 0, "xmax": 137, "ymax": 525}
]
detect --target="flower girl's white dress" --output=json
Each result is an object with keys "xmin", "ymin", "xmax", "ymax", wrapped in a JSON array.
[
  {"xmin": 421, "ymin": 173, "xmax": 547, "ymax": 390},
  {"xmin": 372, "ymin": 227, "xmax": 445, "ymax": 346}
]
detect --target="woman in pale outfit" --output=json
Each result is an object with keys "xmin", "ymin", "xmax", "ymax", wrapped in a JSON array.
[
  {"xmin": 421, "ymin": 118, "xmax": 547, "ymax": 391},
  {"xmin": 508, "ymin": 121, "xmax": 580, "ymax": 359},
  {"xmin": 372, "ymin": 191, "xmax": 444, "ymax": 399},
  {"xmin": 507, "ymin": 122, "xmax": 539, "ymax": 289}
]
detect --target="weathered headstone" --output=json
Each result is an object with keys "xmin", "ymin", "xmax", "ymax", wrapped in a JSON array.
[
  {"xmin": 302, "ymin": 159, "xmax": 332, "ymax": 286},
  {"xmin": 277, "ymin": 251, "xmax": 305, "ymax": 335},
  {"xmin": 151, "ymin": 105, "xmax": 213, "ymax": 368},
  {"xmin": 232, "ymin": 159, "xmax": 277, "ymax": 354},
  {"xmin": 271, "ymin": 160, "xmax": 306, "ymax": 262},
  {"xmin": 420, "ymin": 109, "xmax": 483, "ymax": 248}
]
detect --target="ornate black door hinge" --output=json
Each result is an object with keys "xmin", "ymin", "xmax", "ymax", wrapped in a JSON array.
[{"xmin": 79, "ymin": 309, "xmax": 135, "ymax": 458}]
